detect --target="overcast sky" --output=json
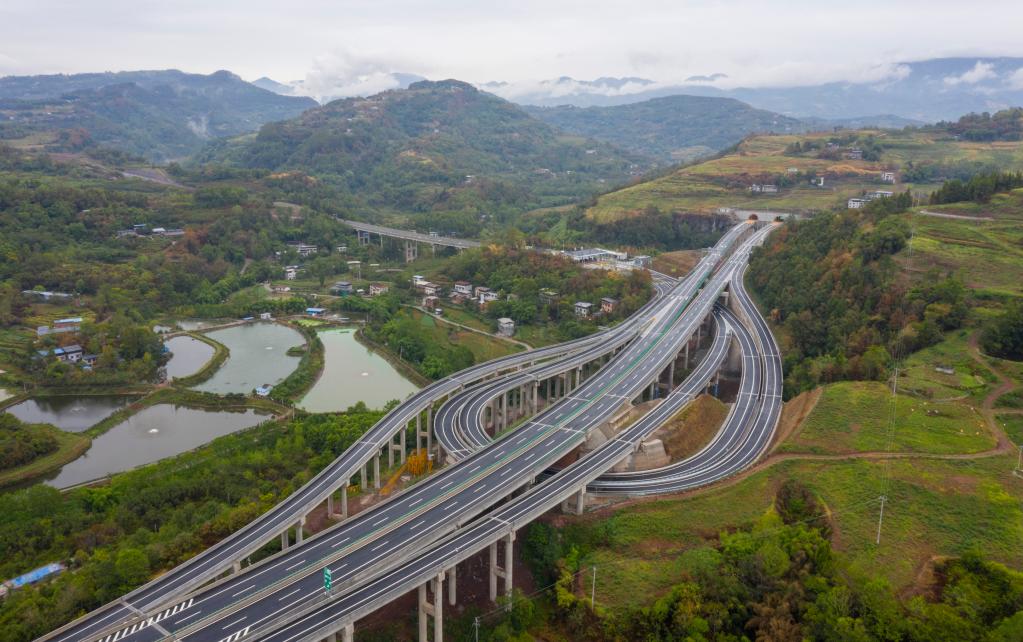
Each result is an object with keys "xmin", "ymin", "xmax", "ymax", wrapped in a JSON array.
[{"xmin": 2, "ymin": 0, "xmax": 1022, "ymax": 91}]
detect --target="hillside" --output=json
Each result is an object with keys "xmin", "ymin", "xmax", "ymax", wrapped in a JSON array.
[
  {"xmin": 0, "ymin": 70, "xmax": 316, "ymax": 161},
  {"xmin": 524, "ymin": 95, "xmax": 806, "ymax": 162},
  {"xmin": 201, "ymin": 79, "xmax": 651, "ymax": 219},
  {"xmin": 584, "ymin": 127, "xmax": 1023, "ymax": 222}
]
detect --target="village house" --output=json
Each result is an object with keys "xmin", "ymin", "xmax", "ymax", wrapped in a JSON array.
[
  {"xmin": 497, "ymin": 318, "xmax": 515, "ymax": 337},
  {"xmin": 847, "ymin": 198, "xmax": 867, "ymax": 209},
  {"xmin": 271, "ymin": 285, "xmax": 291, "ymax": 294},
  {"xmin": 369, "ymin": 283, "xmax": 389, "ymax": 296},
  {"xmin": 881, "ymin": 171, "xmax": 897, "ymax": 183},
  {"xmin": 331, "ymin": 281, "xmax": 353, "ymax": 295},
  {"xmin": 478, "ymin": 289, "xmax": 499, "ymax": 305},
  {"xmin": 749, "ymin": 184, "xmax": 779, "ymax": 194},
  {"xmin": 539, "ymin": 289, "xmax": 560, "ymax": 306},
  {"xmin": 574, "ymin": 301, "xmax": 593, "ymax": 318},
  {"xmin": 632, "ymin": 255, "xmax": 652, "ymax": 267},
  {"xmin": 869, "ymin": 190, "xmax": 894, "ymax": 200},
  {"xmin": 453, "ymin": 281, "xmax": 473, "ymax": 296},
  {"xmin": 288, "ymin": 243, "xmax": 318, "ymax": 257},
  {"xmin": 423, "ymin": 295, "xmax": 440, "ymax": 310},
  {"xmin": 306, "ymin": 307, "xmax": 326, "ymax": 317},
  {"xmin": 58, "ymin": 345, "xmax": 83, "ymax": 363},
  {"xmin": 601, "ymin": 297, "xmax": 619, "ymax": 315},
  {"xmin": 845, "ymin": 148, "xmax": 863, "ymax": 160},
  {"xmin": 284, "ymin": 266, "xmax": 299, "ymax": 281},
  {"xmin": 422, "ymin": 282, "xmax": 441, "ymax": 297}
]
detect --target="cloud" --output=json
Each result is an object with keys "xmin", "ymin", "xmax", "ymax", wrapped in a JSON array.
[
  {"xmin": 943, "ymin": 61, "xmax": 997, "ymax": 85},
  {"xmin": 296, "ymin": 49, "xmax": 418, "ymax": 102},
  {"xmin": 1008, "ymin": 68, "xmax": 1023, "ymax": 90}
]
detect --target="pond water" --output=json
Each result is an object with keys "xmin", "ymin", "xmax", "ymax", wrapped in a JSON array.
[
  {"xmin": 194, "ymin": 323, "xmax": 303, "ymax": 395},
  {"xmin": 0, "ymin": 388, "xmax": 12, "ymax": 403},
  {"xmin": 164, "ymin": 335, "xmax": 215, "ymax": 380},
  {"xmin": 298, "ymin": 329, "xmax": 419, "ymax": 413},
  {"xmin": 3, "ymin": 395, "xmax": 140, "ymax": 432},
  {"xmin": 46, "ymin": 404, "xmax": 269, "ymax": 488}
]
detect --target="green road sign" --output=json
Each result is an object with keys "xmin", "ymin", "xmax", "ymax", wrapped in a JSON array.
[{"xmin": 324, "ymin": 567, "xmax": 332, "ymax": 592}]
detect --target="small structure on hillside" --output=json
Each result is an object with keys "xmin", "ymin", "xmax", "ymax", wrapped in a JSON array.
[
  {"xmin": 575, "ymin": 301, "xmax": 593, "ymax": 318},
  {"xmin": 497, "ymin": 318, "xmax": 515, "ymax": 337}
]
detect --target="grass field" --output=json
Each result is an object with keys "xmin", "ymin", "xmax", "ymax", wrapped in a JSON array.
[
  {"xmin": 898, "ymin": 331, "xmax": 993, "ymax": 401},
  {"xmin": 780, "ymin": 380, "xmax": 994, "ymax": 455},
  {"xmin": 904, "ymin": 190, "xmax": 1023, "ymax": 298},
  {"xmin": 998, "ymin": 414, "xmax": 1023, "ymax": 446},
  {"xmin": 581, "ymin": 454, "xmax": 1023, "ymax": 607},
  {"xmin": 585, "ymin": 129, "xmax": 1023, "ymax": 222},
  {"xmin": 408, "ymin": 310, "xmax": 521, "ymax": 362}
]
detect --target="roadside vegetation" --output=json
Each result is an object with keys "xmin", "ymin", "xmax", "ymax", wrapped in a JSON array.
[{"xmin": 0, "ymin": 403, "xmax": 388, "ymax": 642}]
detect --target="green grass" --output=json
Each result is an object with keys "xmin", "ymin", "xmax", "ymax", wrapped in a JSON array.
[
  {"xmin": 899, "ymin": 331, "xmax": 993, "ymax": 401},
  {"xmin": 409, "ymin": 310, "xmax": 521, "ymax": 362},
  {"xmin": 581, "ymin": 454, "xmax": 1023, "ymax": 607},
  {"xmin": 906, "ymin": 196, "xmax": 1023, "ymax": 298},
  {"xmin": 997, "ymin": 414, "xmax": 1023, "ymax": 446},
  {"xmin": 781, "ymin": 380, "xmax": 995, "ymax": 455},
  {"xmin": 997, "ymin": 391, "xmax": 1023, "ymax": 409}
]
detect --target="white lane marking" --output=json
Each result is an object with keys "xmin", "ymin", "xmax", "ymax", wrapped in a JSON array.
[
  {"xmin": 440, "ymin": 481, "xmax": 454, "ymax": 490},
  {"xmin": 222, "ymin": 616, "xmax": 247, "ymax": 630},
  {"xmin": 444, "ymin": 500, "xmax": 460, "ymax": 511},
  {"xmin": 500, "ymin": 468, "xmax": 511, "ymax": 476},
  {"xmin": 473, "ymin": 484, "xmax": 486, "ymax": 493},
  {"xmin": 278, "ymin": 587, "xmax": 302, "ymax": 601},
  {"xmin": 468, "ymin": 465, "xmax": 481, "ymax": 473},
  {"xmin": 411, "ymin": 520, "xmax": 426, "ymax": 530},
  {"xmin": 523, "ymin": 453, "xmax": 536, "ymax": 461},
  {"xmin": 231, "ymin": 584, "xmax": 256, "ymax": 598},
  {"xmin": 373, "ymin": 516, "xmax": 388, "ymax": 527},
  {"xmin": 370, "ymin": 540, "xmax": 389, "ymax": 552},
  {"xmin": 176, "ymin": 609, "xmax": 203, "ymax": 623},
  {"xmin": 284, "ymin": 559, "xmax": 306, "ymax": 571},
  {"xmin": 331, "ymin": 536, "xmax": 350, "ymax": 548},
  {"xmin": 408, "ymin": 497, "xmax": 424, "ymax": 507}
]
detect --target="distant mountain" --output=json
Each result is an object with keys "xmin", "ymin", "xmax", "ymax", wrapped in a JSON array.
[
  {"xmin": 251, "ymin": 72, "xmax": 428, "ymax": 104},
  {"xmin": 484, "ymin": 57, "xmax": 1023, "ymax": 122},
  {"xmin": 251, "ymin": 76, "xmax": 297, "ymax": 95},
  {"xmin": 200, "ymin": 79, "xmax": 651, "ymax": 213},
  {"xmin": 0, "ymin": 69, "xmax": 316, "ymax": 161},
  {"xmin": 525, "ymin": 95, "xmax": 807, "ymax": 162}
]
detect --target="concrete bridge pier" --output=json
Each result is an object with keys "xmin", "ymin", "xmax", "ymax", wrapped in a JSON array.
[
  {"xmin": 405, "ymin": 240, "xmax": 418, "ymax": 263},
  {"xmin": 562, "ymin": 487, "xmax": 587, "ymax": 515},
  {"xmin": 489, "ymin": 532, "xmax": 515, "ymax": 606},
  {"xmin": 327, "ymin": 485, "xmax": 348, "ymax": 520},
  {"xmin": 418, "ymin": 572, "xmax": 445, "ymax": 642},
  {"xmin": 447, "ymin": 565, "xmax": 457, "ymax": 605},
  {"xmin": 373, "ymin": 452, "xmax": 381, "ymax": 490}
]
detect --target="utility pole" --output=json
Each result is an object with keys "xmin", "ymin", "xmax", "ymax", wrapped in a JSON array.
[
  {"xmin": 1014, "ymin": 445, "xmax": 1023, "ymax": 478},
  {"xmin": 474, "ymin": 616, "xmax": 480, "ymax": 642},
  {"xmin": 591, "ymin": 566, "xmax": 597, "ymax": 608},
  {"xmin": 875, "ymin": 495, "xmax": 886, "ymax": 545}
]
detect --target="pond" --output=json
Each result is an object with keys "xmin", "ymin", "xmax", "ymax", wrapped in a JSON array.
[
  {"xmin": 45, "ymin": 404, "xmax": 270, "ymax": 488},
  {"xmin": 298, "ymin": 329, "xmax": 419, "ymax": 413},
  {"xmin": 175, "ymin": 319, "xmax": 214, "ymax": 331},
  {"xmin": 3, "ymin": 395, "xmax": 140, "ymax": 433},
  {"xmin": 193, "ymin": 323, "xmax": 303, "ymax": 395},
  {"xmin": 164, "ymin": 335, "xmax": 215, "ymax": 380}
]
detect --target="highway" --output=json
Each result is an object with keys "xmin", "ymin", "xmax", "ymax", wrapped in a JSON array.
[
  {"xmin": 339, "ymin": 220, "xmax": 481, "ymax": 249},
  {"xmin": 246, "ymin": 235, "xmax": 782, "ymax": 642},
  {"xmin": 40, "ymin": 284, "xmax": 667, "ymax": 642},
  {"xmin": 45, "ymin": 222, "xmax": 772, "ymax": 642},
  {"xmin": 70, "ymin": 223, "xmax": 753, "ymax": 642}
]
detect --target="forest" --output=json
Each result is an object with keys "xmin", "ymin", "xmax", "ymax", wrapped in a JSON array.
[
  {"xmin": 748, "ymin": 193, "xmax": 970, "ymax": 396},
  {"xmin": 514, "ymin": 481, "xmax": 1023, "ymax": 642},
  {"xmin": 0, "ymin": 404, "xmax": 388, "ymax": 642}
]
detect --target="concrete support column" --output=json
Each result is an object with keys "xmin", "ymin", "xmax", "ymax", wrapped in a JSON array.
[
  {"xmin": 341, "ymin": 485, "xmax": 348, "ymax": 518},
  {"xmin": 340, "ymin": 623, "xmax": 354, "ymax": 642},
  {"xmin": 684, "ymin": 342, "xmax": 689, "ymax": 369},
  {"xmin": 400, "ymin": 425, "xmax": 407, "ymax": 463},
  {"xmin": 233, "ymin": 560, "xmax": 241, "ymax": 573},
  {"xmin": 281, "ymin": 530, "xmax": 289, "ymax": 550},
  {"xmin": 447, "ymin": 565, "xmax": 457, "ymax": 606},
  {"xmin": 361, "ymin": 463, "xmax": 367, "ymax": 489},
  {"xmin": 388, "ymin": 435, "xmax": 394, "ymax": 468},
  {"xmin": 416, "ymin": 414, "xmax": 423, "ymax": 451},
  {"xmin": 648, "ymin": 380, "xmax": 656, "ymax": 400},
  {"xmin": 489, "ymin": 541, "xmax": 499, "ymax": 601},
  {"xmin": 576, "ymin": 366, "xmax": 583, "ymax": 390},
  {"xmin": 373, "ymin": 452, "xmax": 381, "ymax": 489},
  {"xmin": 296, "ymin": 516, "xmax": 305, "ymax": 543},
  {"xmin": 504, "ymin": 532, "xmax": 515, "ymax": 605},
  {"xmin": 667, "ymin": 360, "xmax": 675, "ymax": 391},
  {"xmin": 418, "ymin": 573, "xmax": 444, "ymax": 642},
  {"xmin": 532, "ymin": 381, "xmax": 538, "ymax": 414},
  {"xmin": 501, "ymin": 392, "xmax": 508, "ymax": 431},
  {"xmin": 426, "ymin": 406, "xmax": 433, "ymax": 454}
]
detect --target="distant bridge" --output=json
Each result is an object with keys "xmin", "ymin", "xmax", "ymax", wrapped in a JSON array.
[{"xmin": 339, "ymin": 220, "xmax": 481, "ymax": 261}]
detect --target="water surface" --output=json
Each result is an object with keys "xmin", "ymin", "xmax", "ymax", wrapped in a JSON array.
[
  {"xmin": 46, "ymin": 404, "xmax": 269, "ymax": 487},
  {"xmin": 299, "ymin": 329, "xmax": 419, "ymax": 412},
  {"xmin": 4, "ymin": 395, "xmax": 139, "ymax": 433},
  {"xmin": 194, "ymin": 323, "xmax": 303, "ymax": 394},
  {"xmin": 164, "ymin": 335, "xmax": 215, "ymax": 379}
]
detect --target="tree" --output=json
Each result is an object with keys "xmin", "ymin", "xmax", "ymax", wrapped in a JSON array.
[
  {"xmin": 981, "ymin": 300, "xmax": 1023, "ymax": 361},
  {"xmin": 307, "ymin": 256, "xmax": 334, "ymax": 288},
  {"xmin": 115, "ymin": 548, "xmax": 150, "ymax": 587}
]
